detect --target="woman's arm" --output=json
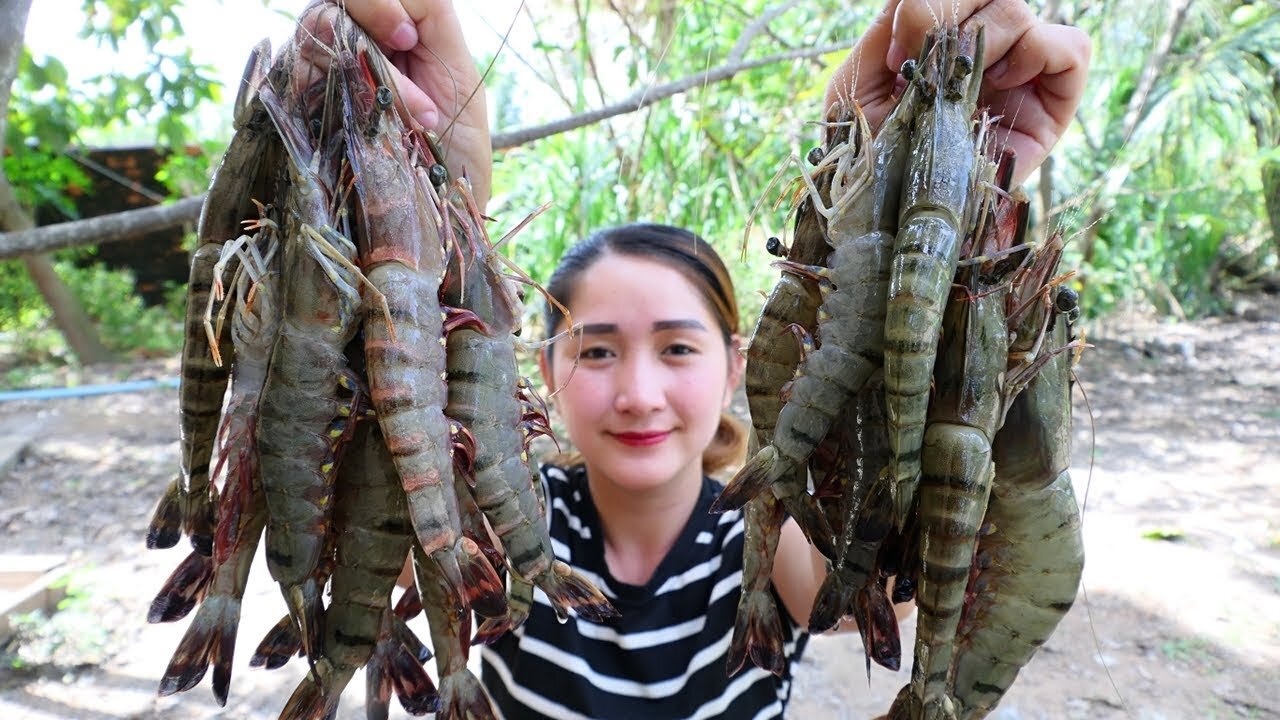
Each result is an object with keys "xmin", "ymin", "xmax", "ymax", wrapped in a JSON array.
[
  {"xmin": 825, "ymin": 0, "xmax": 1091, "ymax": 186},
  {"xmin": 771, "ymin": 519, "xmax": 912, "ymax": 634}
]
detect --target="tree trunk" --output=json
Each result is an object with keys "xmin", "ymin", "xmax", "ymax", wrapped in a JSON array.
[{"xmin": 0, "ymin": 0, "xmax": 114, "ymax": 364}]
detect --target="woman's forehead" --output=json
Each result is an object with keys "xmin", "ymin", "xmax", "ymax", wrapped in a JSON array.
[{"xmin": 568, "ymin": 255, "xmax": 716, "ymax": 317}]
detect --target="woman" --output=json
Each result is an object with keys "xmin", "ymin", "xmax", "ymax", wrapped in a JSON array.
[
  {"xmin": 336, "ymin": 0, "xmax": 1092, "ymax": 716},
  {"xmin": 485, "ymin": 223, "xmax": 807, "ymax": 717}
]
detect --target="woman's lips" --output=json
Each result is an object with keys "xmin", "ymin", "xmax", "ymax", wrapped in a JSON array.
[{"xmin": 611, "ymin": 431, "xmax": 670, "ymax": 447}]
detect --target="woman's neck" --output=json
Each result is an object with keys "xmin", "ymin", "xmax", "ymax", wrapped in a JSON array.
[{"xmin": 586, "ymin": 465, "xmax": 703, "ymax": 586}]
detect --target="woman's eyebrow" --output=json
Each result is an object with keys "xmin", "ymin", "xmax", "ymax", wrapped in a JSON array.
[
  {"xmin": 653, "ymin": 319, "xmax": 707, "ymax": 332},
  {"xmin": 580, "ymin": 323, "xmax": 618, "ymax": 335}
]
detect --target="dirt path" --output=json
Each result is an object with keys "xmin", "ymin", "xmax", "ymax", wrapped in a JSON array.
[{"xmin": 1, "ymin": 293, "xmax": 1277, "ymax": 719}]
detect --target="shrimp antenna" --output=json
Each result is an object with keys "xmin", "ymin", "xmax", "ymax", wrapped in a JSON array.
[{"xmin": 434, "ymin": 0, "xmax": 525, "ymax": 158}]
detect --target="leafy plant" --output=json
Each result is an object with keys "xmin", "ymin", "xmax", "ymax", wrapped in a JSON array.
[
  {"xmin": 1, "ymin": 573, "xmax": 108, "ymax": 670},
  {"xmin": 486, "ymin": 0, "xmax": 873, "ymax": 334},
  {"xmin": 1048, "ymin": 0, "xmax": 1279, "ymax": 318}
]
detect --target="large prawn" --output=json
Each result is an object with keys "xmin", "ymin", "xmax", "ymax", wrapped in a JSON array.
[
  {"xmin": 882, "ymin": 27, "xmax": 986, "ymax": 528},
  {"xmin": 436, "ymin": 172, "xmax": 617, "ymax": 631},
  {"xmin": 279, "ymin": 419, "xmax": 440, "ymax": 720},
  {"xmin": 149, "ymin": 38, "xmax": 281, "ymax": 556},
  {"xmin": 729, "ymin": 125, "xmax": 835, "ymax": 676},
  {"xmin": 335, "ymin": 28, "xmax": 505, "ymax": 623},
  {"xmin": 947, "ymin": 231, "xmax": 1085, "ymax": 719},
  {"xmin": 713, "ymin": 44, "xmax": 923, "ymax": 531},
  {"xmin": 254, "ymin": 30, "xmax": 373, "ymax": 660}
]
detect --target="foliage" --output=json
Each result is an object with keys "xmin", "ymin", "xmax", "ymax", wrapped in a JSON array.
[
  {"xmin": 1044, "ymin": 0, "xmax": 1280, "ymax": 318},
  {"xmin": 0, "ymin": 252, "xmax": 185, "ymax": 371},
  {"xmin": 4, "ymin": 0, "xmax": 1279, "ymax": 370},
  {"xmin": 0, "ymin": 573, "xmax": 109, "ymax": 670},
  {"xmin": 486, "ymin": 0, "xmax": 873, "ymax": 336},
  {"xmin": 3, "ymin": 1, "xmax": 224, "ymax": 365}
]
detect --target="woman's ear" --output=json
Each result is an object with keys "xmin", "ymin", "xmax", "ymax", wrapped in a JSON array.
[{"xmin": 723, "ymin": 334, "xmax": 746, "ymax": 410}]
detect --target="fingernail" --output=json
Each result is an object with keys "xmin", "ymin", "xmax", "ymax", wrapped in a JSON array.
[
  {"xmin": 389, "ymin": 21, "xmax": 418, "ymax": 51},
  {"xmin": 886, "ymin": 41, "xmax": 907, "ymax": 72},
  {"xmin": 415, "ymin": 109, "xmax": 439, "ymax": 131}
]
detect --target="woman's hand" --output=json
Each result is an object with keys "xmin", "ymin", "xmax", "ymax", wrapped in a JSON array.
[
  {"xmin": 826, "ymin": 0, "xmax": 1091, "ymax": 186},
  {"xmin": 340, "ymin": 0, "xmax": 493, "ymax": 209}
]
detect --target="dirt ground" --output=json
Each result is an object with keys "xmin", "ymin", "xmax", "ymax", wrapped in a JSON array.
[{"xmin": 0, "ymin": 291, "xmax": 1277, "ymax": 720}]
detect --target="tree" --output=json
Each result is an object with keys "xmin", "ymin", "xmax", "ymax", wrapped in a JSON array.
[
  {"xmin": 1046, "ymin": 0, "xmax": 1280, "ymax": 317},
  {"xmin": 1, "ymin": 0, "xmax": 113, "ymax": 364},
  {"xmin": 2, "ymin": 0, "xmax": 220, "ymax": 364}
]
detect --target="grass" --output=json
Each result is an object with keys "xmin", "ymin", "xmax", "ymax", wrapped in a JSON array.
[
  {"xmin": 1140, "ymin": 526, "xmax": 1186, "ymax": 542},
  {"xmin": 1160, "ymin": 636, "xmax": 1216, "ymax": 667}
]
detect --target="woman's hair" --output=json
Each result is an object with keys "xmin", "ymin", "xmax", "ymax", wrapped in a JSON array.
[{"xmin": 542, "ymin": 223, "xmax": 747, "ymax": 475}]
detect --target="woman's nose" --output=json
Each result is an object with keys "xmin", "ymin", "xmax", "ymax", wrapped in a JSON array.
[{"xmin": 614, "ymin": 357, "xmax": 666, "ymax": 413}]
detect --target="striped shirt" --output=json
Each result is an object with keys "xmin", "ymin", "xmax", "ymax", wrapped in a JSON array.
[{"xmin": 480, "ymin": 463, "xmax": 808, "ymax": 719}]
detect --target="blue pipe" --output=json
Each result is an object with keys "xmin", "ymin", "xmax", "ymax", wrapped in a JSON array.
[{"xmin": 0, "ymin": 377, "xmax": 180, "ymax": 402}]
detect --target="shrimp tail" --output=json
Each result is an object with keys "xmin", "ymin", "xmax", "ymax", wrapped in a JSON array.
[
  {"xmin": 188, "ymin": 492, "xmax": 218, "ymax": 557},
  {"xmin": 147, "ymin": 551, "xmax": 212, "ymax": 623},
  {"xmin": 856, "ymin": 585, "xmax": 901, "ymax": 673},
  {"xmin": 472, "ymin": 615, "xmax": 517, "ymax": 647},
  {"xmin": 393, "ymin": 585, "xmax": 423, "ymax": 620},
  {"xmin": 726, "ymin": 589, "xmax": 785, "ymax": 677},
  {"xmin": 808, "ymin": 572, "xmax": 855, "ymax": 635},
  {"xmin": 365, "ymin": 613, "xmax": 440, "ymax": 718},
  {"xmin": 279, "ymin": 660, "xmax": 352, "ymax": 720},
  {"xmin": 540, "ymin": 561, "xmax": 619, "ymax": 623},
  {"xmin": 249, "ymin": 613, "xmax": 301, "ymax": 669},
  {"xmin": 438, "ymin": 670, "xmax": 495, "ymax": 720},
  {"xmin": 440, "ymin": 539, "xmax": 507, "ymax": 619},
  {"xmin": 277, "ymin": 671, "xmax": 330, "ymax": 720},
  {"xmin": 780, "ymin": 493, "xmax": 837, "ymax": 560},
  {"xmin": 146, "ymin": 476, "xmax": 185, "ymax": 549},
  {"xmin": 156, "ymin": 595, "xmax": 240, "ymax": 704},
  {"xmin": 711, "ymin": 445, "xmax": 783, "ymax": 513}
]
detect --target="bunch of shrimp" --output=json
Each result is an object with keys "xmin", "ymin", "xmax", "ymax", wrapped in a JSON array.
[
  {"xmin": 717, "ymin": 25, "xmax": 1087, "ymax": 720},
  {"xmin": 141, "ymin": 4, "xmax": 613, "ymax": 718}
]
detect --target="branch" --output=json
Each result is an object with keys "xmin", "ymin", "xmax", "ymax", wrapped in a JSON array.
[
  {"xmin": 492, "ymin": 42, "xmax": 848, "ymax": 149},
  {"xmin": 728, "ymin": 0, "xmax": 803, "ymax": 64},
  {"xmin": 1118, "ymin": 0, "xmax": 1193, "ymax": 143},
  {"xmin": 0, "ymin": 195, "xmax": 203, "ymax": 260}
]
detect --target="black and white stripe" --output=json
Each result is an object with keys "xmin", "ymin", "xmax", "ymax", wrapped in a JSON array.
[{"xmin": 481, "ymin": 464, "xmax": 807, "ymax": 719}]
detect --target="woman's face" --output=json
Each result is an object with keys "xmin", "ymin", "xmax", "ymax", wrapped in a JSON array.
[{"xmin": 541, "ymin": 253, "xmax": 743, "ymax": 496}]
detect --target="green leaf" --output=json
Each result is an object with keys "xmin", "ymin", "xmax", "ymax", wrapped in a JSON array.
[{"xmin": 1141, "ymin": 526, "xmax": 1186, "ymax": 542}]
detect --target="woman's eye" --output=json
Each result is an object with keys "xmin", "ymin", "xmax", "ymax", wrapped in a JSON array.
[
  {"xmin": 578, "ymin": 346, "xmax": 613, "ymax": 361},
  {"xmin": 665, "ymin": 343, "xmax": 697, "ymax": 356}
]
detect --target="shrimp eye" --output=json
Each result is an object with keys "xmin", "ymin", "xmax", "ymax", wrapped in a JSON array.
[
  {"xmin": 1054, "ymin": 287, "xmax": 1079, "ymax": 315},
  {"xmin": 429, "ymin": 164, "xmax": 448, "ymax": 188},
  {"xmin": 900, "ymin": 59, "xmax": 916, "ymax": 82},
  {"xmin": 806, "ymin": 146, "xmax": 825, "ymax": 166},
  {"xmin": 953, "ymin": 55, "xmax": 974, "ymax": 80},
  {"xmin": 765, "ymin": 236, "xmax": 787, "ymax": 257},
  {"xmin": 375, "ymin": 85, "xmax": 394, "ymax": 110}
]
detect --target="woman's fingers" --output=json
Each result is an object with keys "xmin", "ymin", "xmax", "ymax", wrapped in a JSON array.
[
  {"xmin": 342, "ymin": 0, "xmax": 420, "ymax": 51},
  {"xmin": 825, "ymin": 0, "xmax": 903, "ymax": 124}
]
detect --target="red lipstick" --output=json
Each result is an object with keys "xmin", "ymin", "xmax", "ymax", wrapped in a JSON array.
[{"xmin": 612, "ymin": 431, "xmax": 670, "ymax": 447}]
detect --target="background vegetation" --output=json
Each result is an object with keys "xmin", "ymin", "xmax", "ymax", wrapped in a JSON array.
[{"xmin": 2, "ymin": 0, "xmax": 1277, "ymax": 384}]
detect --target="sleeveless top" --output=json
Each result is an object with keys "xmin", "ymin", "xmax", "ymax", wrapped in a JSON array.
[{"xmin": 480, "ymin": 463, "xmax": 809, "ymax": 720}]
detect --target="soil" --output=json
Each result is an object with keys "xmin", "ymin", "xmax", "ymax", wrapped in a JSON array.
[{"xmin": 0, "ymin": 292, "xmax": 1277, "ymax": 720}]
